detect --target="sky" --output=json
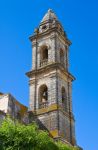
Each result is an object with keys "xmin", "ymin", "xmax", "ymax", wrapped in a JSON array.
[{"xmin": 0, "ymin": 0, "xmax": 98, "ymax": 150}]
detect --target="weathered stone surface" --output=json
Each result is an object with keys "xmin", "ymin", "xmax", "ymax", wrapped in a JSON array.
[
  {"xmin": 27, "ymin": 9, "xmax": 76, "ymax": 146},
  {"xmin": 0, "ymin": 93, "xmax": 28, "ymax": 123},
  {"xmin": 0, "ymin": 110, "xmax": 5, "ymax": 121}
]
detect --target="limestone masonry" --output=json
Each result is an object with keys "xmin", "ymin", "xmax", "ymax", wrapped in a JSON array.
[
  {"xmin": 0, "ymin": 93, "xmax": 28, "ymax": 123},
  {"xmin": 26, "ymin": 9, "xmax": 76, "ymax": 145},
  {"xmin": 0, "ymin": 9, "xmax": 83, "ymax": 149}
]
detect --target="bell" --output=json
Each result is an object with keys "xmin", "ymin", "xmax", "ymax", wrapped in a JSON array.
[
  {"xmin": 43, "ymin": 92, "xmax": 46, "ymax": 97},
  {"xmin": 42, "ymin": 98, "xmax": 46, "ymax": 103}
]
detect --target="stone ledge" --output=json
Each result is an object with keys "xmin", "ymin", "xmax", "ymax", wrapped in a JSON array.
[{"xmin": 30, "ymin": 104, "xmax": 74, "ymax": 121}]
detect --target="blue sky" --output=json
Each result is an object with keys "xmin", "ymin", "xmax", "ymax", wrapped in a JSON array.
[{"xmin": 0, "ymin": 0, "xmax": 98, "ymax": 150}]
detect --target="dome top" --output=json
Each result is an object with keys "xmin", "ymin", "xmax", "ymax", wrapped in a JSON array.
[{"xmin": 41, "ymin": 9, "xmax": 58, "ymax": 23}]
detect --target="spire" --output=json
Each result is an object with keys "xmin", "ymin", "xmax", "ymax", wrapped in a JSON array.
[{"xmin": 41, "ymin": 9, "xmax": 58, "ymax": 23}]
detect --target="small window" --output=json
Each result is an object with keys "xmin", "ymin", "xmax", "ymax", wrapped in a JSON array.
[
  {"xmin": 60, "ymin": 48, "xmax": 64, "ymax": 65},
  {"xmin": 42, "ymin": 25, "xmax": 47, "ymax": 30},
  {"xmin": 61, "ymin": 87, "xmax": 67, "ymax": 111}
]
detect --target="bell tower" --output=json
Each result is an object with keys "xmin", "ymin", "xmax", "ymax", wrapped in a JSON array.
[{"xmin": 26, "ymin": 9, "xmax": 76, "ymax": 145}]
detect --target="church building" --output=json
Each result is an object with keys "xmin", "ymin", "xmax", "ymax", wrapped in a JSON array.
[{"xmin": 26, "ymin": 9, "xmax": 76, "ymax": 146}]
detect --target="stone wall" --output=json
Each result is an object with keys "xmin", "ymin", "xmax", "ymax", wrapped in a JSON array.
[
  {"xmin": 0, "ymin": 110, "xmax": 5, "ymax": 122},
  {"xmin": 38, "ymin": 111, "xmax": 58, "ymax": 131},
  {"xmin": 0, "ymin": 94, "xmax": 9, "ymax": 113},
  {"xmin": 28, "ymin": 9, "xmax": 76, "ymax": 146},
  {"xmin": 31, "ymin": 32, "xmax": 69, "ymax": 71},
  {"xmin": 0, "ymin": 93, "xmax": 28, "ymax": 123},
  {"xmin": 29, "ymin": 70, "xmax": 57, "ymax": 110}
]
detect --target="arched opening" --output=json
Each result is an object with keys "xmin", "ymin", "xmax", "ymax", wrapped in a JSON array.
[
  {"xmin": 40, "ymin": 45, "xmax": 48, "ymax": 66},
  {"xmin": 61, "ymin": 87, "xmax": 67, "ymax": 111},
  {"xmin": 39, "ymin": 84, "xmax": 48, "ymax": 108},
  {"xmin": 60, "ymin": 48, "xmax": 64, "ymax": 65}
]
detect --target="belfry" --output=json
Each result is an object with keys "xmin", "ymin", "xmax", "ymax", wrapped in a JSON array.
[{"xmin": 26, "ymin": 9, "xmax": 76, "ymax": 145}]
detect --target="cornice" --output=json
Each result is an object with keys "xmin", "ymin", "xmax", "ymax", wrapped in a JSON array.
[
  {"xmin": 26, "ymin": 62, "xmax": 75, "ymax": 81},
  {"xmin": 30, "ymin": 103, "xmax": 75, "ymax": 121},
  {"xmin": 29, "ymin": 27, "xmax": 71, "ymax": 46}
]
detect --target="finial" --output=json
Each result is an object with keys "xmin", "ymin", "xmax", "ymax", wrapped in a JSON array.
[{"xmin": 48, "ymin": 9, "xmax": 53, "ymax": 13}]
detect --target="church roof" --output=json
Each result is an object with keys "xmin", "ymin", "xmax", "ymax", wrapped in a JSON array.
[{"xmin": 41, "ymin": 9, "xmax": 58, "ymax": 22}]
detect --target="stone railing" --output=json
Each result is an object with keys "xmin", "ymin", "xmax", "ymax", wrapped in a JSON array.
[
  {"xmin": 39, "ymin": 102, "xmax": 48, "ymax": 109},
  {"xmin": 40, "ymin": 59, "xmax": 48, "ymax": 67}
]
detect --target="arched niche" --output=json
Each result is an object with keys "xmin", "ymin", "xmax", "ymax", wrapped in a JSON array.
[
  {"xmin": 39, "ymin": 84, "xmax": 48, "ymax": 108},
  {"xmin": 60, "ymin": 48, "xmax": 65, "ymax": 65},
  {"xmin": 40, "ymin": 45, "xmax": 48, "ymax": 66}
]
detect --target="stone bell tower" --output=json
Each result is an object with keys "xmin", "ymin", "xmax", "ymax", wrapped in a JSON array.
[{"xmin": 26, "ymin": 9, "xmax": 76, "ymax": 145}]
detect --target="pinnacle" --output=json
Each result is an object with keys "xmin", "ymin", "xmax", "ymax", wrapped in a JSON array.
[
  {"xmin": 48, "ymin": 9, "xmax": 53, "ymax": 13},
  {"xmin": 41, "ymin": 8, "xmax": 57, "ymax": 23}
]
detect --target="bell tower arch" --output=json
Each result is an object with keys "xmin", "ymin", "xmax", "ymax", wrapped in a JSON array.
[{"xmin": 26, "ymin": 9, "xmax": 76, "ymax": 145}]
